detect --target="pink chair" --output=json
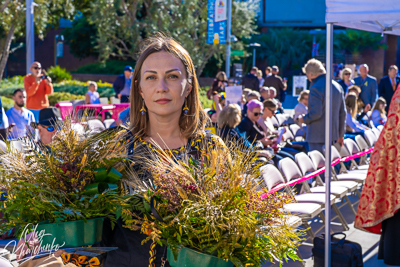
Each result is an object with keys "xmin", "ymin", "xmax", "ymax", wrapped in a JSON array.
[
  {"xmin": 55, "ymin": 102, "xmax": 73, "ymax": 120},
  {"xmin": 112, "ymin": 103, "xmax": 130, "ymax": 121}
]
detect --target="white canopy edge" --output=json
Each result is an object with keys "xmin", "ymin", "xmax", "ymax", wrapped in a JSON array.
[{"xmin": 326, "ymin": 0, "xmax": 400, "ymax": 35}]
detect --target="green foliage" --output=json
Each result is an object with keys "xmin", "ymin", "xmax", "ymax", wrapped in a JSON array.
[
  {"xmin": 0, "ymin": 75, "xmax": 24, "ymax": 88},
  {"xmin": 72, "ymin": 60, "xmax": 136, "ymax": 75},
  {"xmin": 251, "ymin": 28, "xmax": 313, "ymax": 71},
  {"xmin": 123, "ymin": 140, "xmax": 303, "ymax": 266},
  {"xmin": 199, "ymin": 87, "xmax": 212, "ymax": 109},
  {"xmin": 0, "ymin": 96, "xmax": 13, "ymax": 111},
  {"xmin": 0, "ymin": 121, "xmax": 131, "ymax": 237},
  {"xmin": 62, "ymin": 15, "xmax": 98, "ymax": 59},
  {"xmin": 48, "ymin": 92, "xmax": 85, "ymax": 106},
  {"xmin": 88, "ymin": 0, "xmax": 258, "ymax": 76},
  {"xmin": 335, "ymin": 29, "xmax": 386, "ymax": 55},
  {"xmin": 53, "ymin": 84, "xmax": 114, "ymax": 98},
  {"xmin": 46, "ymin": 66, "xmax": 72, "ymax": 83}
]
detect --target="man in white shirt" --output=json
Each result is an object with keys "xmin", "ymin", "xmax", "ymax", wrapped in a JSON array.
[{"xmin": 6, "ymin": 89, "xmax": 35, "ymax": 139}]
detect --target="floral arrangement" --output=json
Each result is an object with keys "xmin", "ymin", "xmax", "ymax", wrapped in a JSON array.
[
  {"xmin": 122, "ymin": 138, "xmax": 303, "ymax": 267},
  {"xmin": 0, "ymin": 119, "xmax": 130, "ymax": 237}
]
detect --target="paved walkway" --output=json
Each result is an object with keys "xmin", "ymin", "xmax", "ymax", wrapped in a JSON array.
[{"xmin": 263, "ymin": 195, "xmax": 388, "ymax": 267}]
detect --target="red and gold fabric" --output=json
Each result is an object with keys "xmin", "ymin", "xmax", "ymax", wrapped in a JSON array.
[{"xmin": 355, "ymin": 84, "xmax": 400, "ymax": 234}]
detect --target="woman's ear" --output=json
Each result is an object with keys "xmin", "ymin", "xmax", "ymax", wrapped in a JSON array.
[
  {"xmin": 186, "ymin": 85, "xmax": 193, "ymax": 97},
  {"xmin": 136, "ymin": 80, "xmax": 144, "ymax": 98}
]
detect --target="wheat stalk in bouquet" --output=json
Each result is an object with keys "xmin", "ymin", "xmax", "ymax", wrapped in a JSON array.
[
  {"xmin": 121, "ymin": 137, "xmax": 303, "ymax": 267},
  {"xmin": 0, "ymin": 117, "xmax": 131, "ymax": 236}
]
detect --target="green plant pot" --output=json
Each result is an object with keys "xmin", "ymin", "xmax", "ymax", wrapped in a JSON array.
[
  {"xmin": 167, "ymin": 247, "xmax": 234, "ymax": 267},
  {"xmin": 36, "ymin": 218, "xmax": 104, "ymax": 248}
]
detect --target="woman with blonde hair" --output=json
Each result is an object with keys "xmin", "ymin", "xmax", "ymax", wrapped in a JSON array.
[
  {"xmin": 370, "ymin": 97, "xmax": 387, "ymax": 127},
  {"xmin": 338, "ymin": 67, "xmax": 355, "ymax": 93},
  {"xmin": 257, "ymin": 69, "xmax": 264, "ymax": 88},
  {"xmin": 102, "ymin": 34, "xmax": 224, "ymax": 267},
  {"xmin": 345, "ymin": 92, "xmax": 369, "ymax": 134},
  {"xmin": 294, "ymin": 90, "xmax": 309, "ymax": 122}
]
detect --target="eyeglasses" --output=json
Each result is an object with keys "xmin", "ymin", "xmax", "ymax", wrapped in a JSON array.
[
  {"xmin": 267, "ymin": 107, "xmax": 277, "ymax": 114},
  {"xmin": 33, "ymin": 66, "xmax": 41, "ymax": 70},
  {"xmin": 344, "ymin": 73, "xmax": 351, "ymax": 76},
  {"xmin": 252, "ymin": 112, "xmax": 263, "ymax": 117},
  {"xmin": 40, "ymin": 125, "xmax": 55, "ymax": 132}
]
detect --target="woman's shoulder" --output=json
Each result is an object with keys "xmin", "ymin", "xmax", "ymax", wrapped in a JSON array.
[{"xmin": 190, "ymin": 131, "xmax": 226, "ymax": 150}]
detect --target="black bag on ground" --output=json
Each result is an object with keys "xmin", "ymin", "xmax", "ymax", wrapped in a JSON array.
[{"xmin": 312, "ymin": 232, "xmax": 363, "ymax": 267}]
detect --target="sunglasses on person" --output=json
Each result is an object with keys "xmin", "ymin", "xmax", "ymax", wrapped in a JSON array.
[
  {"xmin": 40, "ymin": 125, "xmax": 55, "ymax": 132},
  {"xmin": 267, "ymin": 107, "xmax": 277, "ymax": 114},
  {"xmin": 344, "ymin": 73, "xmax": 351, "ymax": 76},
  {"xmin": 33, "ymin": 66, "xmax": 41, "ymax": 70},
  {"xmin": 252, "ymin": 111, "xmax": 263, "ymax": 117}
]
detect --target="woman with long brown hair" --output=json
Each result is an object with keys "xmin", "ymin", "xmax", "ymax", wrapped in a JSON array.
[{"xmin": 101, "ymin": 34, "xmax": 223, "ymax": 267}]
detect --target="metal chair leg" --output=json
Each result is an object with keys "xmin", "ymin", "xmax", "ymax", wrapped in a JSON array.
[
  {"xmin": 344, "ymin": 195, "xmax": 357, "ymax": 215},
  {"xmin": 332, "ymin": 203, "xmax": 349, "ymax": 231}
]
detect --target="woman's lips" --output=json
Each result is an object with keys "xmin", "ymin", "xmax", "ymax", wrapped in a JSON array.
[{"xmin": 155, "ymin": 99, "xmax": 171, "ymax": 104}]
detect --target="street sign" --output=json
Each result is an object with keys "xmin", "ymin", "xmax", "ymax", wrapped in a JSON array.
[
  {"xmin": 231, "ymin": 50, "xmax": 244, "ymax": 56},
  {"xmin": 207, "ymin": 0, "xmax": 227, "ymax": 45}
]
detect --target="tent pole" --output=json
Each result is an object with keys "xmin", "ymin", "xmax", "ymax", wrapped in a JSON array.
[{"xmin": 325, "ymin": 22, "xmax": 333, "ymax": 267}]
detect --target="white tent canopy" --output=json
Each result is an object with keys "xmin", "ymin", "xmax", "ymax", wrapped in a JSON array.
[
  {"xmin": 323, "ymin": 1, "xmax": 400, "ymax": 266},
  {"xmin": 326, "ymin": 0, "xmax": 400, "ymax": 35}
]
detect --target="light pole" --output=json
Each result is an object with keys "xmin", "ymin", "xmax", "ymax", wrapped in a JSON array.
[
  {"xmin": 249, "ymin": 43, "xmax": 261, "ymax": 67},
  {"xmin": 26, "ymin": 0, "xmax": 35, "ymax": 74},
  {"xmin": 54, "ymin": 35, "xmax": 64, "ymax": 66},
  {"xmin": 225, "ymin": 0, "xmax": 232, "ymax": 78}
]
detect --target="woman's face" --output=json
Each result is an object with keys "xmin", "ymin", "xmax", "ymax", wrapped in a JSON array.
[
  {"xmin": 380, "ymin": 103, "xmax": 386, "ymax": 111},
  {"xmin": 139, "ymin": 51, "xmax": 191, "ymax": 118},
  {"xmin": 247, "ymin": 107, "xmax": 261, "ymax": 123}
]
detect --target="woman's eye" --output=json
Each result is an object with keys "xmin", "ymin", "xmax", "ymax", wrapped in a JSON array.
[
  {"xmin": 168, "ymin": 74, "xmax": 178, "ymax": 79},
  {"xmin": 146, "ymin": 76, "xmax": 156, "ymax": 80}
]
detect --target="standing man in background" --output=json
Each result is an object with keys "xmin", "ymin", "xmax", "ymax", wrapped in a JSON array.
[
  {"xmin": 24, "ymin": 62, "xmax": 53, "ymax": 121},
  {"xmin": 298, "ymin": 59, "xmax": 346, "ymax": 154},
  {"xmin": 241, "ymin": 67, "xmax": 260, "ymax": 91},
  {"xmin": 263, "ymin": 66, "xmax": 287, "ymax": 103},
  {"xmin": 113, "ymin": 66, "xmax": 133, "ymax": 103},
  {"xmin": 354, "ymin": 64, "xmax": 378, "ymax": 107},
  {"xmin": 378, "ymin": 65, "xmax": 399, "ymax": 113}
]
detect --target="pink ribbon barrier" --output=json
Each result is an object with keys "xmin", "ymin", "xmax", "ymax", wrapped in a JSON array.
[{"xmin": 261, "ymin": 147, "xmax": 374, "ymax": 198}]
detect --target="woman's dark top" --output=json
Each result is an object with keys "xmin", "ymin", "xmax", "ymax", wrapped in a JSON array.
[
  {"xmin": 101, "ymin": 131, "xmax": 224, "ymax": 267},
  {"xmin": 338, "ymin": 79, "xmax": 354, "ymax": 94},
  {"xmin": 237, "ymin": 116, "xmax": 265, "ymax": 143},
  {"xmin": 219, "ymin": 126, "xmax": 253, "ymax": 150}
]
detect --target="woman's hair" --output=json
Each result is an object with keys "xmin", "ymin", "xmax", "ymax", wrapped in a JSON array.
[
  {"xmin": 247, "ymin": 91, "xmax": 261, "ymax": 100},
  {"xmin": 216, "ymin": 71, "xmax": 227, "ymax": 82},
  {"xmin": 130, "ymin": 33, "xmax": 207, "ymax": 139},
  {"xmin": 302, "ymin": 58, "xmax": 326, "ymax": 76},
  {"xmin": 88, "ymin": 81, "xmax": 97, "ymax": 89},
  {"xmin": 345, "ymin": 92, "xmax": 358, "ymax": 118},
  {"xmin": 297, "ymin": 90, "xmax": 309, "ymax": 102},
  {"xmin": 347, "ymin": 85, "xmax": 361, "ymax": 95},
  {"xmin": 218, "ymin": 104, "xmax": 241, "ymax": 128},
  {"xmin": 372, "ymin": 97, "xmax": 387, "ymax": 115},
  {"xmin": 256, "ymin": 70, "xmax": 263, "ymax": 78},
  {"xmin": 242, "ymin": 88, "xmax": 252, "ymax": 101},
  {"xmin": 247, "ymin": 99, "xmax": 264, "ymax": 112},
  {"xmin": 340, "ymin": 68, "xmax": 352, "ymax": 80},
  {"xmin": 263, "ymin": 99, "xmax": 277, "ymax": 110}
]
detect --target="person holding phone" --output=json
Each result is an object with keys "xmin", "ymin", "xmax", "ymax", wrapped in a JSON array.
[{"xmin": 24, "ymin": 62, "xmax": 53, "ymax": 121}]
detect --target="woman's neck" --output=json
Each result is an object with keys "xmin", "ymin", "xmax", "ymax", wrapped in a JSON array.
[{"xmin": 146, "ymin": 111, "xmax": 187, "ymax": 149}]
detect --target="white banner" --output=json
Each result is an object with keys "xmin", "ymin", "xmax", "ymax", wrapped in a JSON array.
[
  {"xmin": 225, "ymin": 86, "xmax": 242, "ymax": 106},
  {"xmin": 292, "ymin": 76, "xmax": 308, "ymax": 97}
]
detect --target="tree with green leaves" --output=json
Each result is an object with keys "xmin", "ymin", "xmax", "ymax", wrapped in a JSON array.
[
  {"xmin": 0, "ymin": 0, "xmax": 75, "ymax": 80},
  {"xmin": 89, "ymin": 0, "xmax": 259, "ymax": 76}
]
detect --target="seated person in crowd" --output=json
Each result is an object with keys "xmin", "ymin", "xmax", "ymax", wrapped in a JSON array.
[
  {"xmin": 237, "ymin": 99, "xmax": 271, "ymax": 148},
  {"xmin": 85, "ymin": 81, "xmax": 101, "ymax": 104},
  {"xmin": 6, "ymin": 89, "xmax": 36, "ymax": 139},
  {"xmin": 30, "ymin": 107, "xmax": 63, "ymax": 146},
  {"xmin": 338, "ymin": 67, "xmax": 355, "ymax": 94},
  {"xmin": 345, "ymin": 92, "xmax": 369, "ymax": 134},
  {"xmin": 242, "ymin": 90, "xmax": 260, "ymax": 117},
  {"xmin": 258, "ymin": 99, "xmax": 278, "ymax": 137},
  {"xmin": 260, "ymin": 87, "xmax": 269, "ymax": 102},
  {"xmin": 207, "ymin": 71, "xmax": 227, "ymax": 99},
  {"xmin": 347, "ymin": 85, "xmax": 371, "ymax": 123},
  {"xmin": 115, "ymin": 107, "xmax": 131, "ymax": 127},
  {"xmin": 269, "ymin": 87, "xmax": 284, "ymax": 114},
  {"xmin": 294, "ymin": 90, "xmax": 309, "ymax": 123},
  {"xmin": 257, "ymin": 70, "xmax": 264, "ymax": 89},
  {"xmin": 370, "ymin": 97, "xmax": 387, "ymax": 127}
]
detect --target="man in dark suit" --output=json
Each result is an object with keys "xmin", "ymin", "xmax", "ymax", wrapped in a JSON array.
[
  {"xmin": 241, "ymin": 67, "xmax": 260, "ymax": 91},
  {"xmin": 113, "ymin": 66, "xmax": 133, "ymax": 103},
  {"xmin": 263, "ymin": 65, "xmax": 287, "ymax": 103},
  {"xmin": 379, "ymin": 65, "xmax": 399, "ymax": 113},
  {"xmin": 298, "ymin": 59, "xmax": 346, "ymax": 154}
]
